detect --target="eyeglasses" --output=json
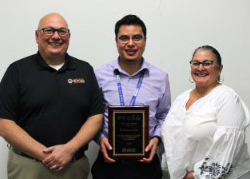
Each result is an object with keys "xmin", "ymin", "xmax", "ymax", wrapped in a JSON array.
[
  {"xmin": 118, "ymin": 35, "xmax": 144, "ymax": 44},
  {"xmin": 190, "ymin": 60, "xmax": 215, "ymax": 68},
  {"xmin": 37, "ymin": 28, "xmax": 70, "ymax": 37}
]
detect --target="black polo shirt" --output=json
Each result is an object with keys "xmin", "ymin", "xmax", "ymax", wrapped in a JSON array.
[{"xmin": 0, "ymin": 52, "xmax": 103, "ymax": 152}]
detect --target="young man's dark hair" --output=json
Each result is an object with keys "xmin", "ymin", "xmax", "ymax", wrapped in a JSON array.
[{"xmin": 115, "ymin": 14, "xmax": 147, "ymax": 38}]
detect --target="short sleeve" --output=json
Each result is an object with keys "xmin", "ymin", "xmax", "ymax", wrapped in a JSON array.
[
  {"xmin": 0, "ymin": 64, "xmax": 20, "ymax": 121},
  {"xmin": 86, "ymin": 66, "xmax": 104, "ymax": 117}
]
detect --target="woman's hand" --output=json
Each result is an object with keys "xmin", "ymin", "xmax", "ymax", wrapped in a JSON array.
[{"xmin": 183, "ymin": 171, "xmax": 195, "ymax": 179}]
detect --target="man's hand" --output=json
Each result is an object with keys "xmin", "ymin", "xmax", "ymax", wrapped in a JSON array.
[
  {"xmin": 100, "ymin": 136, "xmax": 115, "ymax": 163},
  {"xmin": 140, "ymin": 137, "xmax": 159, "ymax": 163},
  {"xmin": 0, "ymin": 119, "xmax": 49, "ymax": 161},
  {"xmin": 42, "ymin": 144, "xmax": 75, "ymax": 171},
  {"xmin": 184, "ymin": 171, "xmax": 195, "ymax": 179}
]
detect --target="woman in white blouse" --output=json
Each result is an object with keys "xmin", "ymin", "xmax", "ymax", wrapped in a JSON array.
[{"xmin": 161, "ymin": 45, "xmax": 250, "ymax": 179}]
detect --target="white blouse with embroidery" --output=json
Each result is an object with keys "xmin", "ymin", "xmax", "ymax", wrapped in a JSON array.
[{"xmin": 161, "ymin": 85, "xmax": 250, "ymax": 179}]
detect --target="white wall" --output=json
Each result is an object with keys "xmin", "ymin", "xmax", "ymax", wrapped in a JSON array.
[{"xmin": 0, "ymin": 0, "xmax": 250, "ymax": 178}]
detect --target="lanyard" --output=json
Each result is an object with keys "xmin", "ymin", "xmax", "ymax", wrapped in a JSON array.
[{"xmin": 115, "ymin": 69, "xmax": 145, "ymax": 106}]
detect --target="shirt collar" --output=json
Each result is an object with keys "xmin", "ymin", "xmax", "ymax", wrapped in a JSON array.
[
  {"xmin": 36, "ymin": 52, "xmax": 76, "ymax": 71},
  {"xmin": 112, "ymin": 57, "xmax": 150, "ymax": 76}
]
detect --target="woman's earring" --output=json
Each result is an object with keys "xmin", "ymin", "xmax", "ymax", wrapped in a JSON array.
[
  {"xmin": 217, "ymin": 76, "xmax": 224, "ymax": 83},
  {"xmin": 189, "ymin": 76, "xmax": 194, "ymax": 83}
]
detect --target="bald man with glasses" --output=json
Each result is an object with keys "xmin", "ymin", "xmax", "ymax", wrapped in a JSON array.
[{"xmin": 0, "ymin": 13, "xmax": 103, "ymax": 179}]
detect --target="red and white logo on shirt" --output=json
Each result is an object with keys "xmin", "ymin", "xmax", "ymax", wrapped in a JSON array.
[{"xmin": 67, "ymin": 78, "xmax": 85, "ymax": 84}]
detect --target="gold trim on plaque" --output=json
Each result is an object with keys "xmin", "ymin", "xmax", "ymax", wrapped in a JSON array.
[{"xmin": 112, "ymin": 110, "xmax": 145, "ymax": 156}]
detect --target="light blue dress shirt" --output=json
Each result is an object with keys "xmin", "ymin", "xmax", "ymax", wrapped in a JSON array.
[{"xmin": 95, "ymin": 59, "xmax": 171, "ymax": 140}]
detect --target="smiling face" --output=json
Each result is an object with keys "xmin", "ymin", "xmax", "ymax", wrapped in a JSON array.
[
  {"xmin": 191, "ymin": 50, "xmax": 223, "ymax": 89},
  {"xmin": 36, "ymin": 13, "xmax": 70, "ymax": 60},
  {"xmin": 116, "ymin": 25, "xmax": 146, "ymax": 63}
]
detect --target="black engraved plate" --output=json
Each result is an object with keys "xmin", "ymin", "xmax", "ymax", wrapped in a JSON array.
[{"xmin": 108, "ymin": 106, "xmax": 149, "ymax": 160}]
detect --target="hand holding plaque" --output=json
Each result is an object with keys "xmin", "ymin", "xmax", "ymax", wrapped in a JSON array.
[{"xmin": 108, "ymin": 106, "xmax": 149, "ymax": 160}]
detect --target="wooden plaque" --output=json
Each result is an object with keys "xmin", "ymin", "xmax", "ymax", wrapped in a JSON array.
[{"xmin": 108, "ymin": 106, "xmax": 149, "ymax": 160}]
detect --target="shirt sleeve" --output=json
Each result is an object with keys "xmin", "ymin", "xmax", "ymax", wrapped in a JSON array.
[
  {"xmin": 100, "ymin": 89, "xmax": 109, "ymax": 139},
  {"xmin": 153, "ymin": 73, "xmax": 171, "ymax": 137},
  {"xmin": 93, "ymin": 68, "xmax": 108, "ymax": 142},
  {"xmin": 0, "ymin": 64, "xmax": 20, "ymax": 121},
  {"xmin": 194, "ymin": 90, "xmax": 250, "ymax": 178},
  {"xmin": 86, "ymin": 66, "xmax": 104, "ymax": 117}
]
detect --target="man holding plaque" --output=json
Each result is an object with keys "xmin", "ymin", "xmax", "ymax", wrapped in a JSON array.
[{"xmin": 92, "ymin": 15, "xmax": 171, "ymax": 179}]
